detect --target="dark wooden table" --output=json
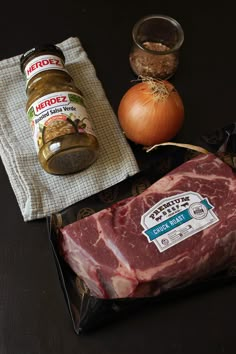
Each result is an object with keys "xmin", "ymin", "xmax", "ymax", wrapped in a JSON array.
[{"xmin": 1, "ymin": 1, "xmax": 236, "ymax": 353}]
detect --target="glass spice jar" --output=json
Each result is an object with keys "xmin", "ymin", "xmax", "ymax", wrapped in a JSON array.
[
  {"xmin": 129, "ymin": 14, "xmax": 184, "ymax": 80},
  {"xmin": 20, "ymin": 44, "xmax": 99, "ymax": 175}
]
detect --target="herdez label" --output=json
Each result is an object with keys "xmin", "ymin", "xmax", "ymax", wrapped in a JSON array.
[
  {"xmin": 27, "ymin": 91, "xmax": 96, "ymax": 152},
  {"xmin": 141, "ymin": 192, "xmax": 219, "ymax": 253},
  {"xmin": 24, "ymin": 54, "xmax": 66, "ymax": 83}
]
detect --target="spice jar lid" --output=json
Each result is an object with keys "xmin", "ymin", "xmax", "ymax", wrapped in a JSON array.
[{"xmin": 20, "ymin": 44, "xmax": 65, "ymax": 73}]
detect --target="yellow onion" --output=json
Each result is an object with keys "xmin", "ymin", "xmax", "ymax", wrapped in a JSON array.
[{"xmin": 118, "ymin": 78, "xmax": 184, "ymax": 146}]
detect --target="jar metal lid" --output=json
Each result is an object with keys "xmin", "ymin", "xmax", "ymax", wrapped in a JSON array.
[{"xmin": 20, "ymin": 44, "xmax": 65, "ymax": 73}]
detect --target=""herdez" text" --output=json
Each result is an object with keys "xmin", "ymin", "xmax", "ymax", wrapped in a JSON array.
[
  {"xmin": 35, "ymin": 96, "xmax": 67, "ymax": 112},
  {"xmin": 27, "ymin": 58, "xmax": 61, "ymax": 75}
]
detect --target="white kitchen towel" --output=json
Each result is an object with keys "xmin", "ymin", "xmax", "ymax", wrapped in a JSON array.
[{"xmin": 0, "ymin": 37, "xmax": 139, "ymax": 221}]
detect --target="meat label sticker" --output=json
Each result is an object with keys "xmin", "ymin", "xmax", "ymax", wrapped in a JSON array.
[{"xmin": 141, "ymin": 192, "xmax": 219, "ymax": 253}]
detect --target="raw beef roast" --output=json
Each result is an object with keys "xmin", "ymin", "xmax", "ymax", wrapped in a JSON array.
[{"xmin": 60, "ymin": 153, "xmax": 236, "ymax": 298}]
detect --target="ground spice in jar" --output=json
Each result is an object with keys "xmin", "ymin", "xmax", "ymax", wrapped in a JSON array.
[{"xmin": 129, "ymin": 41, "xmax": 178, "ymax": 80}]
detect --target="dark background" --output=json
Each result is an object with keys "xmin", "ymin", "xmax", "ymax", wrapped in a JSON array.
[{"xmin": 1, "ymin": 1, "xmax": 236, "ymax": 353}]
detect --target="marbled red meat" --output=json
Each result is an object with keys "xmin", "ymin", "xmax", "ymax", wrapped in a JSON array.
[{"xmin": 60, "ymin": 154, "xmax": 236, "ymax": 298}]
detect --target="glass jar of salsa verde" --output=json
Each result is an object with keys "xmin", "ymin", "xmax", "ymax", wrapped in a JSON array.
[{"xmin": 20, "ymin": 44, "xmax": 99, "ymax": 175}]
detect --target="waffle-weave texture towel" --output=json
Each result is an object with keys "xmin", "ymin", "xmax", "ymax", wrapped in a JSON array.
[{"xmin": 0, "ymin": 37, "xmax": 139, "ymax": 221}]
